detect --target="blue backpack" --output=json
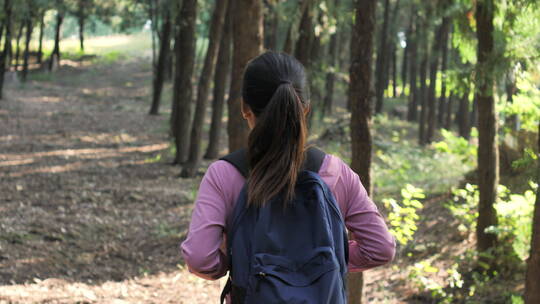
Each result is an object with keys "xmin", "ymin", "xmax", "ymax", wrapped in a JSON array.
[{"xmin": 220, "ymin": 147, "xmax": 349, "ymax": 304}]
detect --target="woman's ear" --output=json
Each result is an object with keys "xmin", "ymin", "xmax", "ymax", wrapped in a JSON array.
[{"xmin": 241, "ymin": 100, "xmax": 256, "ymax": 129}]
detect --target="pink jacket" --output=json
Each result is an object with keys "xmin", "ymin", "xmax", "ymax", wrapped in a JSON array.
[{"xmin": 181, "ymin": 154, "xmax": 395, "ymax": 280}]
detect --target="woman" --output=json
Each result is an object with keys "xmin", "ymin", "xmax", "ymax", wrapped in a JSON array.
[{"xmin": 181, "ymin": 51, "xmax": 395, "ymax": 301}]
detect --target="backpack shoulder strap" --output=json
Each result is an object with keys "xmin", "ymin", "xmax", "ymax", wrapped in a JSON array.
[
  {"xmin": 303, "ymin": 146, "xmax": 326, "ymax": 173},
  {"xmin": 220, "ymin": 148, "xmax": 248, "ymax": 178},
  {"xmin": 220, "ymin": 146, "xmax": 326, "ymax": 178}
]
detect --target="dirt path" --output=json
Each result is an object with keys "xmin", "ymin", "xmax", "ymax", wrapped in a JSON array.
[{"xmin": 0, "ymin": 59, "xmax": 223, "ymax": 303}]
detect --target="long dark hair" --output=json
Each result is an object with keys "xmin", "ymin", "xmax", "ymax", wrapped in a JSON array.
[{"xmin": 242, "ymin": 51, "xmax": 310, "ymax": 207}]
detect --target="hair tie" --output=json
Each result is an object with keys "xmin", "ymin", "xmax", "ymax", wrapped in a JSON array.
[{"xmin": 279, "ymin": 80, "xmax": 292, "ymax": 86}]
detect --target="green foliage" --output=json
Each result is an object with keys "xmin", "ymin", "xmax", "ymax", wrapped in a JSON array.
[
  {"xmin": 407, "ymin": 261, "xmax": 463, "ymax": 303},
  {"xmin": 383, "ymin": 184, "xmax": 424, "ymax": 246},
  {"xmin": 446, "ymin": 183, "xmax": 536, "ymax": 261},
  {"xmin": 512, "ymin": 147, "xmax": 538, "ymax": 169},
  {"xmin": 434, "ymin": 129, "xmax": 477, "ymax": 167},
  {"xmin": 501, "ymin": 71, "xmax": 540, "ymax": 132}
]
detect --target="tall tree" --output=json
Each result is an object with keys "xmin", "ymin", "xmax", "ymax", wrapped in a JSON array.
[
  {"xmin": 438, "ymin": 23, "xmax": 451, "ymax": 125},
  {"xmin": 205, "ymin": 2, "xmax": 233, "ymax": 159},
  {"xmin": 181, "ymin": 0, "xmax": 229, "ymax": 177},
  {"xmin": 426, "ymin": 13, "xmax": 450, "ymax": 143},
  {"xmin": 21, "ymin": 12, "xmax": 34, "ymax": 82},
  {"xmin": 374, "ymin": 0, "xmax": 391, "ymax": 114},
  {"xmin": 294, "ymin": 0, "xmax": 315, "ymax": 68},
  {"xmin": 171, "ymin": 0, "xmax": 198, "ymax": 164},
  {"xmin": 406, "ymin": 11, "xmax": 418, "ymax": 121},
  {"xmin": 227, "ymin": 0, "xmax": 263, "ymax": 152},
  {"xmin": 14, "ymin": 23, "xmax": 24, "ymax": 70},
  {"xmin": 456, "ymin": 92, "xmax": 471, "ymax": 139},
  {"xmin": 48, "ymin": 10, "xmax": 64, "ymax": 71},
  {"xmin": 0, "ymin": 0, "xmax": 13, "ymax": 100},
  {"xmin": 525, "ymin": 122, "xmax": 540, "ymax": 304},
  {"xmin": 417, "ymin": 28, "xmax": 430, "ymax": 144},
  {"xmin": 149, "ymin": 9, "xmax": 172, "ymax": 115},
  {"xmin": 349, "ymin": 0, "xmax": 376, "ymax": 302},
  {"xmin": 37, "ymin": 11, "xmax": 45, "ymax": 64},
  {"xmin": 475, "ymin": 0, "xmax": 499, "ymax": 260},
  {"xmin": 323, "ymin": 26, "xmax": 340, "ymax": 116}
]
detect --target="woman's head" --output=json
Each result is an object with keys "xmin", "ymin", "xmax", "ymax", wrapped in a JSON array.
[{"xmin": 242, "ymin": 51, "xmax": 309, "ymax": 207}]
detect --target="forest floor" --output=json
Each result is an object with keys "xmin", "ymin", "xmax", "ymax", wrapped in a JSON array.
[{"xmin": 0, "ymin": 55, "xmax": 486, "ymax": 303}]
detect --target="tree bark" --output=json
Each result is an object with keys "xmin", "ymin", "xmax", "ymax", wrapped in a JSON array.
[
  {"xmin": 524, "ymin": 121, "xmax": 540, "ymax": 304},
  {"xmin": 417, "ymin": 29, "xmax": 429, "ymax": 145},
  {"xmin": 264, "ymin": 1, "xmax": 278, "ymax": 50},
  {"xmin": 78, "ymin": 16, "xmax": 85, "ymax": 52},
  {"xmin": 475, "ymin": 0, "xmax": 499, "ymax": 258},
  {"xmin": 457, "ymin": 92, "xmax": 470, "ymax": 139},
  {"xmin": 0, "ymin": 0, "xmax": 12, "ymax": 100},
  {"xmin": 22, "ymin": 17, "xmax": 33, "ymax": 82},
  {"xmin": 149, "ymin": 10, "xmax": 172, "ymax": 115},
  {"xmin": 444, "ymin": 92, "xmax": 454, "ymax": 130},
  {"xmin": 227, "ymin": 0, "xmax": 263, "ymax": 152},
  {"xmin": 37, "ymin": 12, "xmax": 45, "ymax": 64},
  {"xmin": 323, "ymin": 29, "xmax": 340, "ymax": 117},
  {"xmin": 49, "ymin": 12, "xmax": 64, "ymax": 71},
  {"xmin": 401, "ymin": 8, "xmax": 414, "ymax": 98},
  {"xmin": 205, "ymin": 3, "xmax": 233, "ymax": 159},
  {"xmin": 374, "ymin": 0, "xmax": 391, "ymax": 114},
  {"xmin": 406, "ymin": 12, "xmax": 418, "ymax": 121},
  {"xmin": 438, "ymin": 22, "xmax": 451, "ymax": 125},
  {"xmin": 181, "ymin": 0, "xmax": 229, "ymax": 177},
  {"xmin": 391, "ymin": 43, "xmax": 397, "ymax": 98},
  {"xmin": 349, "ymin": 0, "xmax": 376, "ymax": 302},
  {"xmin": 14, "ymin": 24, "xmax": 24, "ymax": 71},
  {"xmin": 294, "ymin": 0, "xmax": 314, "ymax": 69},
  {"xmin": 171, "ymin": 0, "xmax": 198, "ymax": 164},
  {"xmin": 426, "ymin": 16, "xmax": 450, "ymax": 143}
]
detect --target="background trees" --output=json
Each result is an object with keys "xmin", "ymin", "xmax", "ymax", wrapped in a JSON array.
[{"xmin": 0, "ymin": 0, "xmax": 539, "ymax": 302}]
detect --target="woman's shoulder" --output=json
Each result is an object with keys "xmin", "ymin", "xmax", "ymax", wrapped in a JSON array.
[{"xmin": 319, "ymin": 153, "xmax": 354, "ymax": 177}]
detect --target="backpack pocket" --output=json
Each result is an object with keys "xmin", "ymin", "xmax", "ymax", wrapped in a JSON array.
[{"xmin": 245, "ymin": 247, "xmax": 345, "ymax": 304}]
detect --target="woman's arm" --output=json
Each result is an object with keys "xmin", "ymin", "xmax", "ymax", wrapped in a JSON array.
[
  {"xmin": 180, "ymin": 161, "xmax": 242, "ymax": 280},
  {"xmin": 340, "ymin": 161, "xmax": 396, "ymax": 272}
]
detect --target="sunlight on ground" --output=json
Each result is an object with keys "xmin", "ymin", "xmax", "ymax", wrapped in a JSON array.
[{"xmin": 36, "ymin": 32, "xmax": 152, "ymax": 57}]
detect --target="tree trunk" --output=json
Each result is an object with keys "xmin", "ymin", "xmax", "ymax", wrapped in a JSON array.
[
  {"xmin": 205, "ymin": 3, "xmax": 233, "ymax": 159},
  {"xmin": 0, "ymin": 0, "xmax": 12, "ymax": 100},
  {"xmin": 349, "ymin": 0, "xmax": 376, "ymax": 302},
  {"xmin": 37, "ymin": 12, "xmax": 45, "ymax": 64},
  {"xmin": 417, "ymin": 35, "xmax": 429, "ymax": 145},
  {"xmin": 524, "ymin": 121, "xmax": 540, "ymax": 304},
  {"xmin": 21, "ymin": 17, "xmax": 33, "ymax": 82},
  {"xmin": 283, "ymin": 22, "xmax": 295, "ymax": 54},
  {"xmin": 444, "ymin": 92, "xmax": 454, "ymax": 130},
  {"xmin": 406, "ymin": 12, "xmax": 418, "ymax": 121},
  {"xmin": 264, "ymin": 2, "xmax": 278, "ymax": 50},
  {"xmin": 149, "ymin": 11, "xmax": 172, "ymax": 115},
  {"xmin": 78, "ymin": 15, "xmax": 85, "ymax": 52},
  {"xmin": 181, "ymin": 0, "xmax": 229, "ymax": 177},
  {"xmin": 48, "ymin": 12, "xmax": 64, "ymax": 71},
  {"xmin": 14, "ymin": 24, "xmax": 24, "ymax": 71},
  {"xmin": 426, "ymin": 16, "xmax": 450, "ymax": 144},
  {"xmin": 171, "ymin": 0, "xmax": 198, "ymax": 164},
  {"xmin": 294, "ymin": 0, "xmax": 314, "ymax": 69},
  {"xmin": 438, "ymin": 22, "xmax": 451, "ymax": 126},
  {"xmin": 475, "ymin": 0, "xmax": 499, "ymax": 259},
  {"xmin": 470, "ymin": 96, "xmax": 478, "ymax": 128},
  {"xmin": 391, "ymin": 43, "xmax": 397, "ymax": 98},
  {"xmin": 227, "ymin": 0, "xmax": 263, "ymax": 152},
  {"xmin": 401, "ymin": 9, "xmax": 414, "ymax": 98},
  {"xmin": 323, "ymin": 29, "xmax": 340, "ymax": 117},
  {"xmin": 457, "ymin": 92, "xmax": 470, "ymax": 139},
  {"xmin": 374, "ymin": 0, "xmax": 391, "ymax": 114}
]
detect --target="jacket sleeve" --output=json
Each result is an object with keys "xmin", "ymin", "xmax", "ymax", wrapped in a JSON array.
[
  {"xmin": 180, "ymin": 161, "xmax": 236, "ymax": 280},
  {"xmin": 341, "ymin": 162, "xmax": 396, "ymax": 272}
]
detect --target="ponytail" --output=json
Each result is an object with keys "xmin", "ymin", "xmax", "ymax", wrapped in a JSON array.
[{"xmin": 246, "ymin": 81, "xmax": 308, "ymax": 207}]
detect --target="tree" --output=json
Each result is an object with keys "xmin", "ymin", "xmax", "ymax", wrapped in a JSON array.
[
  {"xmin": 475, "ymin": 0, "xmax": 499, "ymax": 261},
  {"xmin": 227, "ymin": 0, "xmax": 263, "ymax": 152},
  {"xmin": 21, "ymin": 11, "xmax": 34, "ymax": 82},
  {"xmin": 426, "ymin": 12, "xmax": 450, "ymax": 143},
  {"xmin": 406, "ymin": 11, "xmax": 418, "ymax": 121},
  {"xmin": 374, "ymin": 0, "xmax": 391, "ymax": 114},
  {"xmin": 0, "ymin": 0, "xmax": 13, "ymax": 100},
  {"xmin": 181, "ymin": 0, "xmax": 229, "ymax": 177},
  {"xmin": 349, "ymin": 0, "xmax": 376, "ymax": 302},
  {"xmin": 171, "ymin": 0, "xmax": 198, "ymax": 164},
  {"xmin": 37, "ymin": 11, "xmax": 45, "ymax": 64},
  {"xmin": 525, "ymin": 121, "xmax": 540, "ymax": 304},
  {"xmin": 48, "ymin": 9, "xmax": 64, "ymax": 71},
  {"xmin": 149, "ymin": 9, "xmax": 172, "ymax": 115}
]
